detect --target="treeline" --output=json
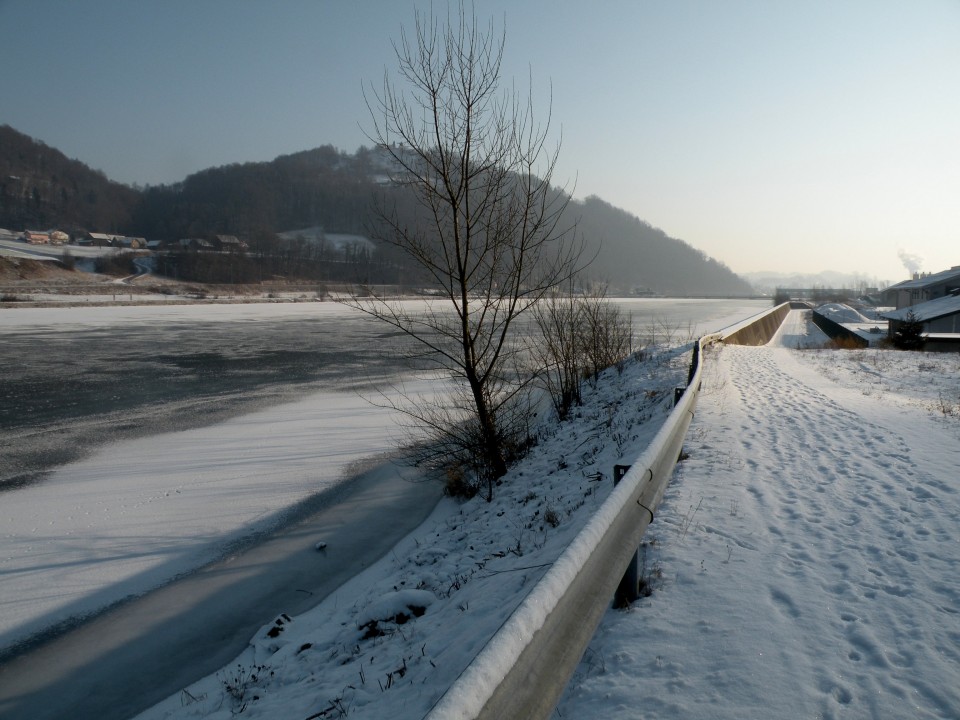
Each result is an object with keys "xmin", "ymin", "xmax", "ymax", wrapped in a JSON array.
[
  {"xmin": 154, "ymin": 234, "xmax": 409, "ymax": 286},
  {"xmin": 0, "ymin": 125, "xmax": 755, "ymax": 296},
  {"xmin": 131, "ymin": 146, "xmax": 378, "ymax": 240}
]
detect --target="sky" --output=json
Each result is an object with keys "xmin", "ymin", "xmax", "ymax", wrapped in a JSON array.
[{"xmin": 1, "ymin": 0, "xmax": 957, "ymax": 282}]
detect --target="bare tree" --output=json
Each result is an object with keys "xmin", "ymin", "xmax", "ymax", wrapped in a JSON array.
[
  {"xmin": 579, "ymin": 285, "xmax": 634, "ymax": 380},
  {"xmin": 529, "ymin": 289, "xmax": 583, "ymax": 421},
  {"xmin": 530, "ymin": 284, "xmax": 635, "ymax": 422},
  {"xmin": 346, "ymin": 5, "xmax": 581, "ymax": 499}
]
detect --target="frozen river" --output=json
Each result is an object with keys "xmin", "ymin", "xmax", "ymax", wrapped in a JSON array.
[
  {"xmin": 1, "ymin": 298, "xmax": 767, "ymax": 489},
  {"xmin": 1, "ymin": 303, "xmax": 404, "ymax": 488},
  {"xmin": 0, "ymin": 298, "xmax": 766, "ymax": 655}
]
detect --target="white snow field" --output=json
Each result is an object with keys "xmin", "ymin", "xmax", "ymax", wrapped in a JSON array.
[
  {"xmin": 127, "ymin": 309, "xmax": 960, "ymax": 720},
  {"xmin": 558, "ymin": 312, "xmax": 960, "ymax": 719},
  {"xmin": 129, "ymin": 341, "xmax": 696, "ymax": 720}
]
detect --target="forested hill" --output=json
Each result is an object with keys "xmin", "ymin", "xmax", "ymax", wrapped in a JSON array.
[
  {"xmin": 573, "ymin": 196, "xmax": 753, "ymax": 296},
  {"xmin": 0, "ymin": 126, "xmax": 753, "ymax": 296},
  {"xmin": 0, "ymin": 125, "xmax": 139, "ymax": 233}
]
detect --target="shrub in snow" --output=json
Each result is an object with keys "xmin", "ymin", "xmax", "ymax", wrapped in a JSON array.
[{"xmin": 356, "ymin": 589, "xmax": 436, "ymax": 639}]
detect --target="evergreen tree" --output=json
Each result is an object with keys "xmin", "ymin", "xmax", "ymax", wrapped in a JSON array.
[{"xmin": 891, "ymin": 310, "xmax": 925, "ymax": 350}]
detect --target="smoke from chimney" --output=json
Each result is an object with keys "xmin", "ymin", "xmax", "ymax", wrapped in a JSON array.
[{"xmin": 898, "ymin": 249, "xmax": 923, "ymax": 276}]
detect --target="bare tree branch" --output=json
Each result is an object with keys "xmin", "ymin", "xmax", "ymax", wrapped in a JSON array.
[{"xmin": 347, "ymin": 4, "xmax": 584, "ymax": 499}]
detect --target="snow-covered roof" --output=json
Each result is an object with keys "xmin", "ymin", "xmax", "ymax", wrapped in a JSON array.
[
  {"xmin": 887, "ymin": 265, "xmax": 960, "ymax": 291},
  {"xmin": 325, "ymin": 233, "xmax": 374, "ymax": 252},
  {"xmin": 882, "ymin": 293, "xmax": 960, "ymax": 322},
  {"xmin": 815, "ymin": 302, "xmax": 872, "ymax": 323}
]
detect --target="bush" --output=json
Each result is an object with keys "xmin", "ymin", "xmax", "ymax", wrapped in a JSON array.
[
  {"xmin": 443, "ymin": 464, "xmax": 480, "ymax": 499},
  {"xmin": 530, "ymin": 293, "xmax": 583, "ymax": 420},
  {"xmin": 580, "ymin": 290, "xmax": 633, "ymax": 379},
  {"xmin": 94, "ymin": 251, "xmax": 135, "ymax": 276},
  {"xmin": 530, "ymin": 284, "xmax": 634, "ymax": 420},
  {"xmin": 827, "ymin": 335, "xmax": 867, "ymax": 350}
]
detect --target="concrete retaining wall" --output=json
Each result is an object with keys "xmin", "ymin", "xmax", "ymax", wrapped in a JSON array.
[{"xmin": 721, "ymin": 302, "xmax": 790, "ymax": 345}]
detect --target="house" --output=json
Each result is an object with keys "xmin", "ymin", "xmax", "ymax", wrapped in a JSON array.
[
  {"xmin": 85, "ymin": 232, "xmax": 117, "ymax": 247},
  {"xmin": 178, "ymin": 238, "xmax": 215, "ymax": 251},
  {"xmin": 21, "ymin": 230, "xmax": 50, "ymax": 244},
  {"xmin": 18, "ymin": 229, "xmax": 68, "ymax": 244},
  {"xmin": 882, "ymin": 266, "xmax": 960, "ymax": 310},
  {"xmin": 213, "ymin": 234, "xmax": 248, "ymax": 252},
  {"xmin": 882, "ymin": 293, "xmax": 960, "ymax": 352}
]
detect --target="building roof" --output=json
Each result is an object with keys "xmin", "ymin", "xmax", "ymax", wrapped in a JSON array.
[
  {"xmin": 882, "ymin": 293, "xmax": 960, "ymax": 322},
  {"xmin": 886, "ymin": 265, "xmax": 960, "ymax": 291}
]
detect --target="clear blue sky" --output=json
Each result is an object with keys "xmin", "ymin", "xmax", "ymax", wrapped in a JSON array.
[{"xmin": 2, "ymin": 0, "xmax": 957, "ymax": 282}]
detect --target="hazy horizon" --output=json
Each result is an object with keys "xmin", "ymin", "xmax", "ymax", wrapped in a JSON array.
[{"xmin": 2, "ymin": 1, "xmax": 957, "ymax": 282}]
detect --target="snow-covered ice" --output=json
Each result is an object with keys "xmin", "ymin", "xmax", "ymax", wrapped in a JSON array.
[{"xmin": 0, "ymin": 386, "xmax": 424, "ymax": 650}]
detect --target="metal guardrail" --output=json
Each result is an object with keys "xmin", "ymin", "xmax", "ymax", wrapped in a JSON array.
[
  {"xmin": 425, "ymin": 302, "xmax": 797, "ymax": 719},
  {"xmin": 425, "ymin": 332, "xmax": 723, "ymax": 720}
]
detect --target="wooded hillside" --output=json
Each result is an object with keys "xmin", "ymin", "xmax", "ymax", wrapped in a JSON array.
[
  {"xmin": 0, "ymin": 125, "xmax": 139, "ymax": 233},
  {"xmin": 0, "ymin": 126, "xmax": 753, "ymax": 296}
]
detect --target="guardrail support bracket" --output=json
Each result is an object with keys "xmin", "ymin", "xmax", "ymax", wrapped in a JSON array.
[{"xmin": 613, "ymin": 465, "xmax": 641, "ymax": 606}]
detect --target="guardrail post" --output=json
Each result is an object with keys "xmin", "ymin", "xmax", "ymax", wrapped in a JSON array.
[{"xmin": 613, "ymin": 464, "xmax": 639, "ymax": 606}]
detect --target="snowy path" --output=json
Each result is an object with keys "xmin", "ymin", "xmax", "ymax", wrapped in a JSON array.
[{"xmin": 559, "ymin": 320, "xmax": 960, "ymax": 718}]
